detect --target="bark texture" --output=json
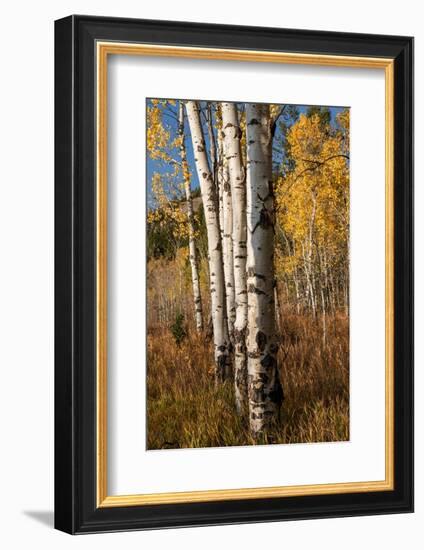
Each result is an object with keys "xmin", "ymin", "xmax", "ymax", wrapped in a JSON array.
[
  {"xmin": 246, "ymin": 103, "xmax": 283, "ymax": 436},
  {"xmin": 221, "ymin": 102, "xmax": 248, "ymax": 413},
  {"xmin": 217, "ymin": 111, "xmax": 236, "ymax": 340},
  {"xmin": 185, "ymin": 100, "xmax": 231, "ymax": 381},
  {"xmin": 178, "ymin": 102, "xmax": 203, "ymax": 332}
]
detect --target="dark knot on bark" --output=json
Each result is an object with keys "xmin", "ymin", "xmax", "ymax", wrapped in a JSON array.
[{"xmin": 256, "ymin": 330, "xmax": 267, "ymax": 352}]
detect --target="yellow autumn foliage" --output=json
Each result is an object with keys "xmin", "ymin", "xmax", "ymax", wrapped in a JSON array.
[
  {"xmin": 275, "ymin": 111, "xmax": 349, "ymax": 292},
  {"xmin": 147, "ymin": 172, "xmax": 191, "ymax": 244},
  {"xmin": 147, "ymin": 103, "xmax": 172, "ymax": 162}
]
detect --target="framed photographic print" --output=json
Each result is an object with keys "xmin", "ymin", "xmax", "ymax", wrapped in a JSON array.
[{"xmin": 54, "ymin": 15, "xmax": 414, "ymax": 534}]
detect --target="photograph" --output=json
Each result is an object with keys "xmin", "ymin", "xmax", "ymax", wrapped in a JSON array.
[
  {"xmin": 146, "ymin": 98, "xmax": 350, "ymax": 450},
  {"xmin": 51, "ymin": 13, "xmax": 413, "ymax": 535}
]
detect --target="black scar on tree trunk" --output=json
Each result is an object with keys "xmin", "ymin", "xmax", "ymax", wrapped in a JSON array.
[{"xmin": 216, "ymin": 344, "xmax": 231, "ymax": 381}]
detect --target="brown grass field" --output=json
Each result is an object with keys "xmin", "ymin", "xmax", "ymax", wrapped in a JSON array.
[{"xmin": 147, "ymin": 310, "xmax": 349, "ymax": 450}]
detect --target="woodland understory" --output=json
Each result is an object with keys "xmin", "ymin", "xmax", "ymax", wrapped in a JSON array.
[{"xmin": 147, "ymin": 99, "xmax": 350, "ymax": 448}]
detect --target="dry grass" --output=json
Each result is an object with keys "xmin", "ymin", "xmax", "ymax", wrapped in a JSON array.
[{"xmin": 147, "ymin": 311, "xmax": 349, "ymax": 450}]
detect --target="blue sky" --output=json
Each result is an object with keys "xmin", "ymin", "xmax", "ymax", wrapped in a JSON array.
[{"xmin": 146, "ymin": 100, "xmax": 345, "ymax": 207}]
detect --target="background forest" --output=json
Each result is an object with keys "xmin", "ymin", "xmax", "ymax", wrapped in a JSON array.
[{"xmin": 146, "ymin": 99, "xmax": 350, "ymax": 449}]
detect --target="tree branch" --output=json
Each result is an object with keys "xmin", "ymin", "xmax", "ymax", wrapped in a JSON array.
[
  {"xmin": 294, "ymin": 154, "xmax": 349, "ymax": 182},
  {"xmin": 274, "ymin": 153, "xmax": 349, "ymax": 211},
  {"xmin": 271, "ymin": 105, "xmax": 287, "ymax": 139},
  {"xmin": 301, "ymin": 154, "xmax": 350, "ymax": 166}
]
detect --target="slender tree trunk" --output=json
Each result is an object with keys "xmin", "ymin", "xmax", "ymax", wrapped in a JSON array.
[
  {"xmin": 302, "ymin": 242, "xmax": 315, "ymax": 316},
  {"xmin": 185, "ymin": 100, "xmax": 231, "ymax": 381},
  {"xmin": 284, "ymin": 279, "xmax": 289, "ymax": 302},
  {"xmin": 178, "ymin": 102, "xmax": 203, "ymax": 332},
  {"xmin": 206, "ymin": 103, "xmax": 217, "ymax": 182},
  {"xmin": 320, "ymin": 285, "xmax": 327, "ymax": 347},
  {"xmin": 344, "ymin": 265, "xmax": 349, "ymax": 316},
  {"xmin": 293, "ymin": 268, "xmax": 301, "ymax": 315},
  {"xmin": 217, "ymin": 143, "xmax": 225, "ymax": 247},
  {"xmin": 274, "ymin": 281, "xmax": 281, "ymax": 331},
  {"xmin": 221, "ymin": 102, "xmax": 248, "ymax": 413},
  {"xmin": 318, "ymin": 248, "xmax": 327, "ymax": 346},
  {"xmin": 325, "ymin": 249, "xmax": 336, "ymax": 314},
  {"xmin": 306, "ymin": 192, "xmax": 317, "ymax": 317},
  {"xmin": 245, "ymin": 104, "xmax": 283, "ymax": 437},
  {"xmin": 217, "ymin": 122, "xmax": 236, "ymax": 339}
]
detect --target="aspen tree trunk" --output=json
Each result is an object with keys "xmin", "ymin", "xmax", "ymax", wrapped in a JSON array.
[
  {"xmin": 328, "ymin": 267, "xmax": 336, "ymax": 314},
  {"xmin": 274, "ymin": 282, "xmax": 281, "ymax": 331},
  {"xmin": 323, "ymin": 248, "xmax": 336, "ymax": 314},
  {"xmin": 178, "ymin": 102, "xmax": 203, "ymax": 332},
  {"xmin": 302, "ymin": 191, "xmax": 317, "ymax": 317},
  {"xmin": 217, "ymin": 120, "xmax": 236, "ymax": 338},
  {"xmin": 294, "ymin": 271, "xmax": 301, "ymax": 314},
  {"xmin": 344, "ymin": 265, "xmax": 349, "ymax": 316},
  {"xmin": 302, "ymin": 242, "xmax": 316, "ymax": 316},
  {"xmin": 217, "ymin": 143, "xmax": 225, "ymax": 246},
  {"xmin": 318, "ymin": 248, "xmax": 327, "ymax": 346},
  {"xmin": 320, "ymin": 285, "xmax": 327, "ymax": 347},
  {"xmin": 246, "ymin": 104, "xmax": 283, "ymax": 437},
  {"xmin": 221, "ymin": 102, "xmax": 248, "ymax": 413},
  {"xmin": 308, "ymin": 193, "xmax": 317, "ymax": 317},
  {"xmin": 206, "ymin": 103, "xmax": 217, "ymax": 179},
  {"xmin": 217, "ymin": 132, "xmax": 225, "ymax": 318},
  {"xmin": 185, "ymin": 100, "xmax": 231, "ymax": 381}
]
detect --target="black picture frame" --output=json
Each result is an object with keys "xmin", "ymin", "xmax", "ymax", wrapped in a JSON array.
[{"xmin": 55, "ymin": 15, "xmax": 414, "ymax": 534}]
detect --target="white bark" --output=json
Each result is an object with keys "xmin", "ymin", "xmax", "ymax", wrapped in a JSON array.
[
  {"xmin": 274, "ymin": 282, "xmax": 281, "ymax": 332},
  {"xmin": 206, "ymin": 103, "xmax": 217, "ymax": 178},
  {"xmin": 221, "ymin": 102, "xmax": 248, "ymax": 413},
  {"xmin": 246, "ymin": 103, "xmax": 283, "ymax": 436},
  {"xmin": 217, "ymin": 116, "xmax": 236, "ymax": 340},
  {"xmin": 185, "ymin": 100, "xmax": 231, "ymax": 381},
  {"xmin": 178, "ymin": 102, "xmax": 203, "ymax": 332},
  {"xmin": 217, "ymin": 127, "xmax": 225, "ymax": 257}
]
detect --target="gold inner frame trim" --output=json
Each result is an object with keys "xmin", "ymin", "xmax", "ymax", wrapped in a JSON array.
[{"xmin": 96, "ymin": 41, "xmax": 395, "ymax": 508}]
